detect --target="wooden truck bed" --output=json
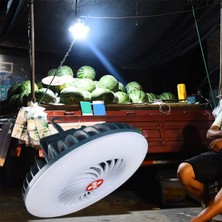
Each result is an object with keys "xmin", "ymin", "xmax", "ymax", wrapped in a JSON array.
[{"xmin": 44, "ymin": 103, "xmax": 214, "ymax": 165}]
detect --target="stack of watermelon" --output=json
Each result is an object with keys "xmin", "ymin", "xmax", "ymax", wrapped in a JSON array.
[
  {"xmin": 2, "ymin": 65, "xmax": 177, "ymax": 111},
  {"xmin": 2, "ymin": 80, "xmax": 39, "ymax": 112}
]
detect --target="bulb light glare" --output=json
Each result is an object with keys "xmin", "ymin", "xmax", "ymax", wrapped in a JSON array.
[{"xmin": 69, "ymin": 19, "xmax": 90, "ymax": 39}]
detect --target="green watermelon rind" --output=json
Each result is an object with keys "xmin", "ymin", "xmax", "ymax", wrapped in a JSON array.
[
  {"xmin": 76, "ymin": 65, "xmax": 96, "ymax": 80},
  {"xmin": 20, "ymin": 80, "xmax": 38, "ymax": 92},
  {"xmin": 91, "ymin": 88, "xmax": 115, "ymax": 104},
  {"xmin": 159, "ymin": 92, "xmax": 175, "ymax": 101},
  {"xmin": 128, "ymin": 90, "xmax": 148, "ymax": 103},
  {"xmin": 117, "ymin": 82, "xmax": 126, "ymax": 92},
  {"xmin": 125, "ymin": 81, "xmax": 143, "ymax": 94},
  {"xmin": 48, "ymin": 66, "xmax": 74, "ymax": 77},
  {"xmin": 73, "ymin": 78, "xmax": 96, "ymax": 92},
  {"xmin": 98, "ymin": 75, "xmax": 119, "ymax": 92},
  {"xmin": 7, "ymin": 81, "xmax": 38, "ymax": 99},
  {"xmin": 35, "ymin": 88, "xmax": 56, "ymax": 104},
  {"xmin": 114, "ymin": 91, "xmax": 130, "ymax": 104},
  {"xmin": 60, "ymin": 87, "xmax": 91, "ymax": 104},
  {"xmin": 146, "ymin": 93, "xmax": 157, "ymax": 103}
]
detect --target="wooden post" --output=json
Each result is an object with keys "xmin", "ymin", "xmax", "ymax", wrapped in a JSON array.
[
  {"xmin": 220, "ymin": 2, "xmax": 222, "ymax": 96},
  {"xmin": 29, "ymin": 0, "xmax": 36, "ymax": 102}
]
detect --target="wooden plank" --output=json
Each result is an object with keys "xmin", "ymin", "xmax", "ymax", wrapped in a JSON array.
[{"xmin": 41, "ymin": 103, "xmax": 211, "ymax": 111}]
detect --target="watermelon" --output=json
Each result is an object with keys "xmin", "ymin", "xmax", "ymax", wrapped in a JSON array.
[
  {"xmin": 91, "ymin": 88, "xmax": 115, "ymax": 104},
  {"xmin": 20, "ymin": 80, "xmax": 38, "ymax": 92},
  {"xmin": 117, "ymin": 81, "xmax": 126, "ymax": 92},
  {"xmin": 93, "ymin": 80, "xmax": 100, "ymax": 89},
  {"xmin": 47, "ymin": 68, "xmax": 57, "ymax": 76},
  {"xmin": 42, "ymin": 76, "xmax": 66, "ymax": 94},
  {"xmin": 73, "ymin": 78, "xmax": 96, "ymax": 92},
  {"xmin": 159, "ymin": 92, "xmax": 175, "ymax": 101},
  {"xmin": 63, "ymin": 75, "xmax": 76, "ymax": 88},
  {"xmin": 35, "ymin": 88, "xmax": 56, "ymax": 104},
  {"xmin": 60, "ymin": 87, "xmax": 91, "ymax": 104},
  {"xmin": 125, "ymin": 81, "xmax": 143, "ymax": 94},
  {"xmin": 48, "ymin": 65, "xmax": 73, "ymax": 77},
  {"xmin": 146, "ymin": 93, "xmax": 157, "ymax": 103},
  {"xmin": 76, "ymin": 65, "xmax": 96, "ymax": 80},
  {"xmin": 7, "ymin": 82, "xmax": 22, "ymax": 98},
  {"xmin": 114, "ymin": 91, "xmax": 130, "ymax": 104},
  {"xmin": 98, "ymin": 75, "xmax": 119, "ymax": 92},
  {"xmin": 129, "ymin": 90, "xmax": 148, "ymax": 103},
  {"xmin": 7, "ymin": 81, "xmax": 38, "ymax": 98},
  {"xmin": 155, "ymin": 94, "xmax": 160, "ymax": 99},
  {"xmin": 36, "ymin": 81, "xmax": 43, "ymax": 89},
  {"xmin": 20, "ymin": 90, "xmax": 31, "ymax": 106}
]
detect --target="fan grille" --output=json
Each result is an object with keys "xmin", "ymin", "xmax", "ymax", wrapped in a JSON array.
[
  {"xmin": 58, "ymin": 158, "xmax": 125, "ymax": 206},
  {"xmin": 38, "ymin": 122, "xmax": 136, "ymax": 163}
]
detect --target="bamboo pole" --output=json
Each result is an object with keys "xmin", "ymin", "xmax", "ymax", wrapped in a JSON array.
[
  {"xmin": 220, "ymin": 2, "xmax": 222, "ymax": 96},
  {"xmin": 29, "ymin": 0, "xmax": 36, "ymax": 103}
]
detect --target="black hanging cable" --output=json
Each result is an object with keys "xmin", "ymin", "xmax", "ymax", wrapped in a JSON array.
[
  {"xmin": 38, "ymin": 0, "xmax": 78, "ymax": 104},
  {"xmin": 38, "ymin": 39, "xmax": 76, "ymax": 104}
]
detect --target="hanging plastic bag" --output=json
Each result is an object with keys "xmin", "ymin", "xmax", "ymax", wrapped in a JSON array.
[{"xmin": 11, "ymin": 103, "xmax": 51, "ymax": 147}]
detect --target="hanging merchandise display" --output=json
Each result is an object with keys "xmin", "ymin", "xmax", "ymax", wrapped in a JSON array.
[{"xmin": 11, "ymin": 102, "xmax": 51, "ymax": 147}]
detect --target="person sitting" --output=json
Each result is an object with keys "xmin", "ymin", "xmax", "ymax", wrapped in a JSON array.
[{"xmin": 177, "ymin": 108, "xmax": 222, "ymax": 222}]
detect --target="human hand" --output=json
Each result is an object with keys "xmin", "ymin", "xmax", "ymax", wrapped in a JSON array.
[{"xmin": 209, "ymin": 138, "xmax": 222, "ymax": 152}]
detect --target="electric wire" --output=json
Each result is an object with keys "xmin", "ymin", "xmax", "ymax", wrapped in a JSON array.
[
  {"xmin": 190, "ymin": 0, "xmax": 217, "ymax": 109},
  {"xmin": 38, "ymin": 0, "xmax": 81, "ymax": 104},
  {"xmin": 80, "ymin": 4, "xmax": 217, "ymax": 20},
  {"xmin": 38, "ymin": 39, "xmax": 76, "ymax": 104}
]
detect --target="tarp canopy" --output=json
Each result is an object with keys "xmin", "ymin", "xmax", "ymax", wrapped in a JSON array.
[{"xmin": 0, "ymin": 0, "xmax": 220, "ymax": 94}]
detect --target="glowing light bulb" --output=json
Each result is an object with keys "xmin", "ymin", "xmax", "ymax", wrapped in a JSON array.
[{"xmin": 69, "ymin": 18, "xmax": 90, "ymax": 40}]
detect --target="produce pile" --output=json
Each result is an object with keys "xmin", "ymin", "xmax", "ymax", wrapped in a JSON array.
[{"xmin": 3, "ymin": 65, "xmax": 176, "ymax": 110}]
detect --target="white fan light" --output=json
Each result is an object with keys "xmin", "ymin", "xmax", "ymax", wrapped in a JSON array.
[{"xmin": 22, "ymin": 121, "xmax": 148, "ymax": 218}]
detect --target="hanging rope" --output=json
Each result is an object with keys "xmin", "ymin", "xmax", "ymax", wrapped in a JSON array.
[{"xmin": 189, "ymin": 0, "xmax": 217, "ymax": 109}]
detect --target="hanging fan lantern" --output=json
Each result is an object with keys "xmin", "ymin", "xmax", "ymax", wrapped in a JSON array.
[{"xmin": 22, "ymin": 119, "xmax": 148, "ymax": 218}]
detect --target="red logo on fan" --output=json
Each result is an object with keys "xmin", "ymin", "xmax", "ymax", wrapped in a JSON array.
[{"xmin": 86, "ymin": 179, "xmax": 104, "ymax": 191}]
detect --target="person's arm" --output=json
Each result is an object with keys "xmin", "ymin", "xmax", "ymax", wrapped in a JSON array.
[
  {"xmin": 206, "ymin": 111, "xmax": 222, "ymax": 139},
  {"xmin": 209, "ymin": 138, "xmax": 222, "ymax": 152},
  {"xmin": 206, "ymin": 125, "xmax": 222, "ymax": 139}
]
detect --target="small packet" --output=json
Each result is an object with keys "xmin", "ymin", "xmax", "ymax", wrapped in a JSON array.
[
  {"xmin": 11, "ymin": 107, "xmax": 29, "ymax": 142},
  {"xmin": 27, "ymin": 117, "xmax": 39, "ymax": 147},
  {"xmin": 35, "ymin": 114, "xmax": 51, "ymax": 139}
]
